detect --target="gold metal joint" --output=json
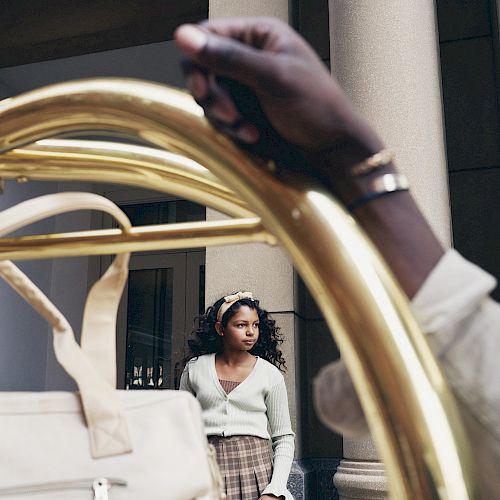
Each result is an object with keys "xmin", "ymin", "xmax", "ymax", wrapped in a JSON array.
[{"xmin": 267, "ymin": 160, "xmax": 277, "ymax": 173}]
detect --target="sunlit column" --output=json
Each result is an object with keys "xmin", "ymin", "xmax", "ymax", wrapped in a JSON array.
[
  {"xmin": 208, "ymin": 0, "xmax": 288, "ymax": 21},
  {"xmin": 328, "ymin": 1, "xmax": 450, "ymax": 498}
]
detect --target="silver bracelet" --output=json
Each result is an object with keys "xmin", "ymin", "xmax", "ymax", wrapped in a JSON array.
[{"xmin": 347, "ymin": 173, "xmax": 410, "ymax": 211}]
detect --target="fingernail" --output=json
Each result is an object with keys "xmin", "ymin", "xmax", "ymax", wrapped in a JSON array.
[
  {"xmin": 177, "ymin": 25, "xmax": 208, "ymax": 55},
  {"xmin": 211, "ymin": 101, "xmax": 239, "ymax": 124},
  {"xmin": 236, "ymin": 124, "xmax": 260, "ymax": 144},
  {"xmin": 189, "ymin": 71, "xmax": 208, "ymax": 99}
]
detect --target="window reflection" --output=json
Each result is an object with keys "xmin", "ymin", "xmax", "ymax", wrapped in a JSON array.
[
  {"xmin": 125, "ymin": 268, "xmax": 173, "ymax": 389},
  {"xmin": 116, "ymin": 199, "xmax": 206, "ymax": 391}
]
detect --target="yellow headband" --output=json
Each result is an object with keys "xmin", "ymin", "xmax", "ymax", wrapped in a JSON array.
[{"xmin": 216, "ymin": 291, "xmax": 254, "ymax": 322}]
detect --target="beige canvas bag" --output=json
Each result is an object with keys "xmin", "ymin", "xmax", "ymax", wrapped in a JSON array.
[{"xmin": 0, "ymin": 192, "xmax": 224, "ymax": 499}]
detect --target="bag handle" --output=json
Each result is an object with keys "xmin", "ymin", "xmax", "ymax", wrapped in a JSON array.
[
  {"xmin": 0, "ymin": 192, "xmax": 129, "ymax": 386},
  {"xmin": 80, "ymin": 218, "xmax": 129, "ymax": 388},
  {"xmin": 0, "ymin": 192, "xmax": 132, "ymax": 458}
]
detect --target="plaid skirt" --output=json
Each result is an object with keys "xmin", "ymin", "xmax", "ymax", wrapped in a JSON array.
[{"xmin": 208, "ymin": 435, "xmax": 273, "ymax": 500}]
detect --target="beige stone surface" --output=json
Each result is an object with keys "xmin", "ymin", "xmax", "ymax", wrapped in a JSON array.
[
  {"xmin": 206, "ymin": 0, "xmax": 294, "ymax": 312},
  {"xmin": 204, "ymin": 240, "xmax": 294, "ymax": 310},
  {"xmin": 209, "ymin": 0, "xmax": 288, "ymax": 21},
  {"xmin": 205, "ymin": 209, "xmax": 294, "ymax": 311},
  {"xmin": 334, "ymin": 459, "xmax": 387, "ymax": 500},
  {"xmin": 328, "ymin": 0, "xmax": 451, "ymax": 247},
  {"xmin": 343, "ymin": 435, "xmax": 378, "ymax": 461}
]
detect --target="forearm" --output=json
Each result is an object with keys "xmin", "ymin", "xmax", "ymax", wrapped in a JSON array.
[
  {"xmin": 352, "ymin": 190, "xmax": 444, "ymax": 298},
  {"xmin": 304, "ymin": 104, "xmax": 444, "ymax": 299},
  {"xmin": 321, "ymin": 149, "xmax": 444, "ymax": 298}
]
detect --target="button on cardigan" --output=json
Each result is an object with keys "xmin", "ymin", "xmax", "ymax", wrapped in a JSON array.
[{"xmin": 180, "ymin": 353, "xmax": 295, "ymax": 498}]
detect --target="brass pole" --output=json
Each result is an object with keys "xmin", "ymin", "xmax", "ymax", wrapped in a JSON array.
[{"xmin": 0, "ymin": 217, "xmax": 275, "ymax": 261}]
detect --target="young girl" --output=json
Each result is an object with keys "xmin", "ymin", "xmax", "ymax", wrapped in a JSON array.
[{"xmin": 180, "ymin": 291, "xmax": 295, "ymax": 500}]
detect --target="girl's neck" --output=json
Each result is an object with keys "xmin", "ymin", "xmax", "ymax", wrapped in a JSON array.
[{"xmin": 217, "ymin": 349, "xmax": 255, "ymax": 367}]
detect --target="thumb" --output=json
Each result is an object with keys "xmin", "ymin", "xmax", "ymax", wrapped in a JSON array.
[{"xmin": 175, "ymin": 24, "xmax": 274, "ymax": 89}]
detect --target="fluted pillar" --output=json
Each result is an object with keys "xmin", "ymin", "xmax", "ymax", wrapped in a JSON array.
[
  {"xmin": 328, "ymin": 1, "xmax": 451, "ymax": 498},
  {"xmin": 333, "ymin": 437, "xmax": 387, "ymax": 499}
]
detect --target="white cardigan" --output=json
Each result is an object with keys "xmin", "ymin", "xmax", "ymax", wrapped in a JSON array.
[{"xmin": 180, "ymin": 353, "xmax": 295, "ymax": 498}]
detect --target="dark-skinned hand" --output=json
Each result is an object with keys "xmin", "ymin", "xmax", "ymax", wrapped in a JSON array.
[
  {"xmin": 175, "ymin": 17, "xmax": 445, "ymax": 300},
  {"xmin": 174, "ymin": 18, "xmax": 384, "ymax": 185}
]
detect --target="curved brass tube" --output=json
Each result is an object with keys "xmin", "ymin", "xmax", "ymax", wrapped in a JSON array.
[
  {"xmin": 0, "ymin": 139, "xmax": 267, "ymax": 258},
  {"xmin": 5, "ymin": 139, "xmax": 254, "ymax": 218},
  {"xmin": 0, "ymin": 79, "xmax": 478, "ymax": 498}
]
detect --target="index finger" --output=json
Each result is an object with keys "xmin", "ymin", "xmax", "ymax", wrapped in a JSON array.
[
  {"xmin": 198, "ymin": 17, "xmax": 290, "ymax": 44},
  {"xmin": 174, "ymin": 23, "xmax": 277, "ymax": 88}
]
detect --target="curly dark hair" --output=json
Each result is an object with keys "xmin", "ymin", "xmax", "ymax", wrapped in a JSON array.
[{"xmin": 186, "ymin": 294, "xmax": 286, "ymax": 372}]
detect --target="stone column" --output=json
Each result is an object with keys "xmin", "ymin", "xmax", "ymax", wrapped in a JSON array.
[
  {"xmin": 206, "ymin": 0, "xmax": 310, "ymax": 496},
  {"xmin": 207, "ymin": 0, "xmax": 293, "ymax": 422},
  {"xmin": 328, "ymin": 1, "xmax": 451, "ymax": 498},
  {"xmin": 206, "ymin": 2, "xmax": 342, "ymax": 497},
  {"xmin": 209, "ymin": 1, "xmax": 288, "ymax": 20}
]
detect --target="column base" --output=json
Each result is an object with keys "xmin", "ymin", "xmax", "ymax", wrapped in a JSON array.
[{"xmin": 333, "ymin": 459, "xmax": 387, "ymax": 500}]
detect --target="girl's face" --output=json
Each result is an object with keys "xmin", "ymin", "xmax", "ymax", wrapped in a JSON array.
[{"xmin": 218, "ymin": 305, "xmax": 260, "ymax": 352}]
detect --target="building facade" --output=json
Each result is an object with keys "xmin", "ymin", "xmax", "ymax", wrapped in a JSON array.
[{"xmin": 0, "ymin": 1, "xmax": 498, "ymax": 498}]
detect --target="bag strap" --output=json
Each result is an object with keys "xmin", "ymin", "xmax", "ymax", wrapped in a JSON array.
[
  {"xmin": 0, "ymin": 192, "xmax": 130, "ymax": 386},
  {"xmin": 79, "ymin": 222, "xmax": 129, "ymax": 388},
  {"xmin": 0, "ymin": 192, "xmax": 132, "ymax": 458}
]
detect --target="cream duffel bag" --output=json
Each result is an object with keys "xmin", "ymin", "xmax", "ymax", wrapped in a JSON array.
[{"xmin": 0, "ymin": 193, "xmax": 224, "ymax": 500}]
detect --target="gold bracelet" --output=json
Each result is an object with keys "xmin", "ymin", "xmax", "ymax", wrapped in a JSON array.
[
  {"xmin": 350, "ymin": 149, "xmax": 394, "ymax": 176},
  {"xmin": 347, "ymin": 173, "xmax": 409, "ymax": 211}
]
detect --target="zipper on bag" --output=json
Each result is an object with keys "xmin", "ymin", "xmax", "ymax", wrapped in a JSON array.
[
  {"xmin": 0, "ymin": 477, "xmax": 127, "ymax": 498},
  {"xmin": 93, "ymin": 478, "xmax": 126, "ymax": 500}
]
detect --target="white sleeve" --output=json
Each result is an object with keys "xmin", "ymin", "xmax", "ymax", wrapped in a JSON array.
[
  {"xmin": 411, "ymin": 250, "xmax": 500, "ymax": 449},
  {"xmin": 179, "ymin": 363, "xmax": 195, "ymax": 395},
  {"xmin": 312, "ymin": 249, "xmax": 500, "ymax": 496},
  {"xmin": 262, "ymin": 378, "xmax": 295, "ymax": 499}
]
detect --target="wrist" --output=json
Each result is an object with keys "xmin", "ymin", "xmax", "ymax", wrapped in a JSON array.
[
  {"xmin": 305, "ymin": 114, "xmax": 387, "ymax": 196},
  {"xmin": 346, "ymin": 171, "xmax": 409, "ymax": 212},
  {"xmin": 311, "ymin": 148, "xmax": 398, "ymax": 207}
]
